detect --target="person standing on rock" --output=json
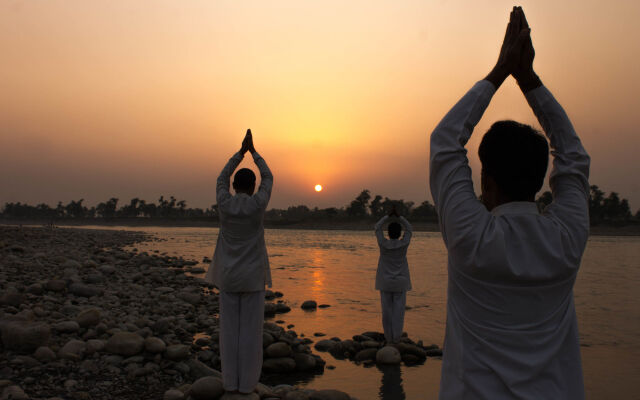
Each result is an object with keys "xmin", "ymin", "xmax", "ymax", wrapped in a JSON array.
[
  {"xmin": 205, "ymin": 129, "xmax": 273, "ymax": 395},
  {"xmin": 430, "ymin": 7, "xmax": 590, "ymax": 399},
  {"xmin": 374, "ymin": 205, "xmax": 412, "ymax": 343}
]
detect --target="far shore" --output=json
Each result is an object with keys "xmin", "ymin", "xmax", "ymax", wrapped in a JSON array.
[{"xmin": 2, "ymin": 218, "xmax": 640, "ymax": 236}]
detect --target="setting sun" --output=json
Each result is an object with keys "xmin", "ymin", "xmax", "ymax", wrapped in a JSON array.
[{"xmin": 315, "ymin": 184, "xmax": 323, "ymax": 192}]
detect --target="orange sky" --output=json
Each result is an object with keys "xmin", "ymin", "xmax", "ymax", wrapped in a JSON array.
[{"xmin": 1, "ymin": 0, "xmax": 639, "ymax": 210}]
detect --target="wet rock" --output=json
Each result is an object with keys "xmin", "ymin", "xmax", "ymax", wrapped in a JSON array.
[
  {"xmin": 292, "ymin": 353, "xmax": 317, "ymax": 371},
  {"xmin": 105, "ymin": 332, "xmax": 144, "ymax": 356},
  {"xmin": 0, "ymin": 320, "xmax": 50, "ymax": 353},
  {"xmin": 314, "ymin": 340, "xmax": 337, "ymax": 351},
  {"xmin": 144, "ymin": 337, "xmax": 166, "ymax": 353},
  {"xmin": 220, "ymin": 392, "xmax": 259, "ymax": 400},
  {"xmin": 26, "ymin": 283, "xmax": 44, "ymax": 295},
  {"xmin": 186, "ymin": 359, "xmax": 221, "ymax": 380},
  {"xmin": 301, "ymin": 300, "xmax": 317, "ymax": 310},
  {"xmin": 85, "ymin": 339, "xmax": 105, "ymax": 354},
  {"xmin": 98, "ymin": 265, "xmax": 116, "ymax": 274},
  {"xmin": 189, "ymin": 376, "xmax": 224, "ymax": 400},
  {"xmin": 263, "ymin": 332, "xmax": 275, "ymax": 348},
  {"xmin": 62, "ymin": 259, "xmax": 82, "ymax": 269},
  {"xmin": 425, "ymin": 348, "xmax": 443, "ymax": 357},
  {"xmin": 354, "ymin": 348, "xmax": 378, "ymax": 362},
  {"xmin": 262, "ymin": 357, "xmax": 296, "ymax": 373},
  {"xmin": 376, "ymin": 346, "xmax": 401, "ymax": 364},
  {"xmin": 165, "ymin": 344, "xmax": 190, "ymax": 361},
  {"xmin": 265, "ymin": 342, "xmax": 292, "ymax": 358},
  {"xmin": 285, "ymin": 392, "xmax": 310, "ymax": 400}
]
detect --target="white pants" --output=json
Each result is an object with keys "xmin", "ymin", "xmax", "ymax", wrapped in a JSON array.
[
  {"xmin": 219, "ymin": 290, "xmax": 265, "ymax": 393},
  {"xmin": 380, "ymin": 291, "xmax": 406, "ymax": 342}
]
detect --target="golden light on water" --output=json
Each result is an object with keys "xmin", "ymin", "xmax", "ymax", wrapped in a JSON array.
[{"xmin": 315, "ymin": 184, "xmax": 323, "ymax": 192}]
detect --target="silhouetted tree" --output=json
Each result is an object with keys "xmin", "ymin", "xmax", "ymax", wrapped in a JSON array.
[
  {"xmin": 411, "ymin": 200, "xmax": 437, "ymax": 220},
  {"xmin": 347, "ymin": 190, "xmax": 371, "ymax": 217},
  {"xmin": 370, "ymin": 195, "xmax": 384, "ymax": 218}
]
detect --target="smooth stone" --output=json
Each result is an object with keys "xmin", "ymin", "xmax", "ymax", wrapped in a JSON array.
[
  {"xmin": 76, "ymin": 308, "xmax": 101, "ymax": 327},
  {"xmin": 33, "ymin": 346, "xmax": 56, "ymax": 362},
  {"xmin": 144, "ymin": 337, "xmax": 166, "ymax": 354},
  {"xmin": 163, "ymin": 389, "xmax": 185, "ymax": 400},
  {"xmin": 189, "ymin": 376, "xmax": 224, "ymax": 400},
  {"xmin": 62, "ymin": 259, "xmax": 82, "ymax": 269},
  {"xmin": 85, "ymin": 339, "xmax": 105, "ymax": 354},
  {"xmin": 0, "ymin": 291, "xmax": 24, "ymax": 307},
  {"xmin": 262, "ymin": 357, "xmax": 296, "ymax": 373},
  {"xmin": 0, "ymin": 320, "xmax": 50, "ymax": 353},
  {"xmin": 265, "ymin": 342, "xmax": 292, "ymax": 358},
  {"xmin": 285, "ymin": 392, "xmax": 310, "ymax": 400},
  {"xmin": 300, "ymin": 300, "xmax": 317, "ymax": 310},
  {"xmin": 1, "ymin": 385, "xmax": 28, "ymax": 400},
  {"xmin": 354, "ymin": 348, "xmax": 378, "ymax": 362},
  {"xmin": 105, "ymin": 332, "xmax": 144, "ymax": 356},
  {"xmin": 165, "ymin": 344, "xmax": 190, "ymax": 361},
  {"xmin": 98, "ymin": 265, "xmax": 116, "ymax": 274},
  {"xmin": 313, "ymin": 340, "xmax": 337, "ymax": 351},
  {"xmin": 58, "ymin": 339, "xmax": 86, "ymax": 360},
  {"xmin": 53, "ymin": 321, "xmax": 80, "ymax": 333},
  {"xmin": 376, "ymin": 346, "xmax": 401, "ymax": 365},
  {"xmin": 186, "ymin": 359, "xmax": 221, "ymax": 379}
]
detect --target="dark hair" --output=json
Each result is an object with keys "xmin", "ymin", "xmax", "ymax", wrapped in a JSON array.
[
  {"xmin": 478, "ymin": 120, "xmax": 549, "ymax": 201},
  {"xmin": 388, "ymin": 222, "xmax": 402, "ymax": 239},
  {"xmin": 233, "ymin": 168, "xmax": 256, "ymax": 193}
]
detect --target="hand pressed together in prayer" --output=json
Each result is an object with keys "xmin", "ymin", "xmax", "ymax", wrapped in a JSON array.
[{"xmin": 240, "ymin": 129, "xmax": 256, "ymax": 155}]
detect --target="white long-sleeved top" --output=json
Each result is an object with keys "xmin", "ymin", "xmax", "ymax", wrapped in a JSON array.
[
  {"xmin": 430, "ymin": 80, "xmax": 590, "ymax": 400},
  {"xmin": 374, "ymin": 215, "xmax": 413, "ymax": 292},
  {"xmin": 205, "ymin": 151, "xmax": 273, "ymax": 292}
]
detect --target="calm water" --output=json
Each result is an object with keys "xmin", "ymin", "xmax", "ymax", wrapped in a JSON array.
[{"xmin": 81, "ymin": 226, "xmax": 640, "ymax": 400}]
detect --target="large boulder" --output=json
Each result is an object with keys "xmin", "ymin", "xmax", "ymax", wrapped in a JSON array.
[
  {"xmin": 105, "ymin": 332, "xmax": 144, "ymax": 356},
  {"xmin": 189, "ymin": 376, "xmax": 224, "ymax": 400},
  {"xmin": 376, "ymin": 346, "xmax": 401, "ymax": 365},
  {"xmin": 0, "ymin": 320, "xmax": 50, "ymax": 353}
]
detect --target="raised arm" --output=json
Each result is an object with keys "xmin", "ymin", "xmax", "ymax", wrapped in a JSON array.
[
  {"xmin": 398, "ymin": 216, "xmax": 413, "ymax": 244},
  {"xmin": 374, "ymin": 215, "xmax": 389, "ymax": 245},
  {"xmin": 246, "ymin": 131, "xmax": 273, "ymax": 210},
  {"xmin": 513, "ymin": 9, "xmax": 590, "ymax": 246},
  {"xmin": 216, "ymin": 152, "xmax": 243, "ymax": 205}
]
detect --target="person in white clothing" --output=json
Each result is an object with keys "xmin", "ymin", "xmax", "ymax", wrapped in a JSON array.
[
  {"xmin": 204, "ymin": 129, "xmax": 273, "ymax": 395},
  {"xmin": 375, "ymin": 206, "xmax": 412, "ymax": 343},
  {"xmin": 430, "ymin": 7, "xmax": 589, "ymax": 399}
]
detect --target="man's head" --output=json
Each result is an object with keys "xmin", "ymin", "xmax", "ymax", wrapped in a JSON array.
[
  {"xmin": 233, "ymin": 168, "xmax": 256, "ymax": 195},
  {"xmin": 388, "ymin": 222, "xmax": 402, "ymax": 240},
  {"xmin": 478, "ymin": 120, "xmax": 549, "ymax": 210}
]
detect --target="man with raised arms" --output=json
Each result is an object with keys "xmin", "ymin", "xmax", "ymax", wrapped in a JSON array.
[
  {"xmin": 430, "ymin": 7, "xmax": 589, "ymax": 399},
  {"xmin": 205, "ymin": 129, "xmax": 273, "ymax": 396}
]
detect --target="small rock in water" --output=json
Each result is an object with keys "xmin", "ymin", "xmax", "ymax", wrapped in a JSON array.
[
  {"xmin": 376, "ymin": 346, "xmax": 401, "ymax": 365},
  {"xmin": 301, "ymin": 300, "xmax": 317, "ymax": 310}
]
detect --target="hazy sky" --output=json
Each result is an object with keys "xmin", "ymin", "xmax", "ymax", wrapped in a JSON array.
[{"xmin": 1, "ymin": 0, "xmax": 639, "ymax": 210}]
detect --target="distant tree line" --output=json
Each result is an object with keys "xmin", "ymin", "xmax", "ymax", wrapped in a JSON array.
[{"xmin": 1, "ymin": 185, "xmax": 638, "ymax": 226}]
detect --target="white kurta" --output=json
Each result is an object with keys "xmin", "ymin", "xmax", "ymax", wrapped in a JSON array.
[
  {"xmin": 430, "ymin": 80, "xmax": 590, "ymax": 399},
  {"xmin": 205, "ymin": 151, "xmax": 273, "ymax": 292},
  {"xmin": 375, "ymin": 215, "xmax": 413, "ymax": 292}
]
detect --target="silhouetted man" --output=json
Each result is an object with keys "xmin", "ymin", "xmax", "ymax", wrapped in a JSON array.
[
  {"xmin": 430, "ymin": 7, "xmax": 589, "ymax": 399},
  {"xmin": 205, "ymin": 129, "xmax": 273, "ymax": 395},
  {"xmin": 375, "ymin": 206, "xmax": 413, "ymax": 343}
]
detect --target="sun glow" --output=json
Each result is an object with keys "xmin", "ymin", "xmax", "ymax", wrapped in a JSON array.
[{"xmin": 315, "ymin": 184, "xmax": 323, "ymax": 192}]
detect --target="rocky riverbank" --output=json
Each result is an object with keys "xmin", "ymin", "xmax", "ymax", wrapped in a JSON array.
[{"xmin": 0, "ymin": 226, "xmax": 353, "ymax": 400}]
